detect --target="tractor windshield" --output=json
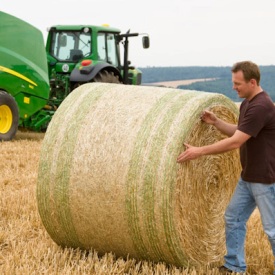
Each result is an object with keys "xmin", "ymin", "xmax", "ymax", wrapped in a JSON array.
[
  {"xmin": 50, "ymin": 30, "xmax": 91, "ymax": 62},
  {"xmin": 97, "ymin": 32, "xmax": 119, "ymax": 67}
]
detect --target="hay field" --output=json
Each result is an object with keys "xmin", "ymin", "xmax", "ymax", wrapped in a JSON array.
[
  {"xmin": 148, "ymin": 79, "xmax": 216, "ymax": 88},
  {"xmin": 0, "ymin": 131, "xmax": 274, "ymax": 275}
]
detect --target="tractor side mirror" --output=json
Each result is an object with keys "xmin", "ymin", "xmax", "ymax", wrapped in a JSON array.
[{"xmin": 142, "ymin": 36, "xmax": 150, "ymax": 49}]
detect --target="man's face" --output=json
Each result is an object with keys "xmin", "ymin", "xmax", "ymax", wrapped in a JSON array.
[{"xmin": 232, "ymin": 70, "xmax": 254, "ymax": 100}]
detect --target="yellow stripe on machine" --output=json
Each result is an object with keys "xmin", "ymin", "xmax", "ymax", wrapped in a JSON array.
[{"xmin": 0, "ymin": 65, "xmax": 37, "ymax": 87}]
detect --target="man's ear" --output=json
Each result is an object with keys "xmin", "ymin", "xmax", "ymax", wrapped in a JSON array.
[{"xmin": 250, "ymin": 78, "xmax": 257, "ymax": 87}]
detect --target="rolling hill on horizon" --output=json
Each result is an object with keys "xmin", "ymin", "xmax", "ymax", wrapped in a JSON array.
[{"xmin": 139, "ymin": 66, "xmax": 275, "ymax": 101}]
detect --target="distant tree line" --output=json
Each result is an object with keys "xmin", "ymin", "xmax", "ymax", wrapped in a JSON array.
[{"xmin": 139, "ymin": 66, "xmax": 275, "ymax": 101}]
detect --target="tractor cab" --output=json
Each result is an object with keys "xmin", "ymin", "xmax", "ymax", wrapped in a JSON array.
[
  {"xmin": 45, "ymin": 24, "xmax": 149, "ymax": 106},
  {"xmin": 46, "ymin": 25, "xmax": 121, "ymax": 71},
  {"xmin": 50, "ymin": 30, "xmax": 90, "ymax": 63}
]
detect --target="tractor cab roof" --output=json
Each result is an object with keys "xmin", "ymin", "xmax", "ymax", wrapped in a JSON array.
[{"xmin": 48, "ymin": 25, "xmax": 121, "ymax": 34}]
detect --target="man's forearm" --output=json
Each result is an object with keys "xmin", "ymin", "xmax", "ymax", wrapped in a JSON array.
[
  {"xmin": 177, "ymin": 130, "xmax": 250, "ymax": 163},
  {"xmin": 213, "ymin": 118, "xmax": 237, "ymax": 137},
  {"xmin": 200, "ymin": 136, "xmax": 240, "ymax": 156}
]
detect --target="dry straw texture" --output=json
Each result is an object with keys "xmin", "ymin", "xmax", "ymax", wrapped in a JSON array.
[
  {"xmin": 0, "ymin": 122, "xmax": 274, "ymax": 274},
  {"xmin": 37, "ymin": 83, "xmax": 241, "ymax": 268}
]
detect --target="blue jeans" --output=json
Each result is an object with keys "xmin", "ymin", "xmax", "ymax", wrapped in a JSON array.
[{"xmin": 224, "ymin": 178, "xmax": 275, "ymax": 274}]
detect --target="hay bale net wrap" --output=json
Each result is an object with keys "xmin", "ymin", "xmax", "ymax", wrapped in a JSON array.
[{"xmin": 37, "ymin": 83, "xmax": 241, "ymax": 267}]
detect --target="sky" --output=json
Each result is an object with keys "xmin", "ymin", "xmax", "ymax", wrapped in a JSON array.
[{"xmin": 2, "ymin": 0, "xmax": 275, "ymax": 67}]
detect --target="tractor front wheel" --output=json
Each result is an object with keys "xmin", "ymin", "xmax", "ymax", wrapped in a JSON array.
[
  {"xmin": 93, "ymin": 70, "xmax": 121, "ymax": 83},
  {"xmin": 0, "ymin": 91, "xmax": 19, "ymax": 141}
]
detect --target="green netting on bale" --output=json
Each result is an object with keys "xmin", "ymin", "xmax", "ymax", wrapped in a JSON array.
[{"xmin": 37, "ymin": 83, "xmax": 241, "ymax": 267}]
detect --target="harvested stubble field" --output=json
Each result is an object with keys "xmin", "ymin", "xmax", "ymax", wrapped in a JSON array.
[{"xmin": 0, "ymin": 130, "xmax": 274, "ymax": 275}]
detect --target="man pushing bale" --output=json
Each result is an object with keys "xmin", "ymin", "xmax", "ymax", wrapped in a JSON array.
[{"xmin": 37, "ymin": 81, "xmax": 241, "ymax": 268}]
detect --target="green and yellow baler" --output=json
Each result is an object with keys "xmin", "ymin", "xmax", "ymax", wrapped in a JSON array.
[{"xmin": 0, "ymin": 11, "xmax": 50, "ymax": 140}]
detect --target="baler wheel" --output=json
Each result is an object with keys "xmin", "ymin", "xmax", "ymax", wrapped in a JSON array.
[{"xmin": 0, "ymin": 90, "xmax": 19, "ymax": 141}]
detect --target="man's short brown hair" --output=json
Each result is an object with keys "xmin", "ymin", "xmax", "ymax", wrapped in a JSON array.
[{"xmin": 231, "ymin": 61, "xmax": 261, "ymax": 85}]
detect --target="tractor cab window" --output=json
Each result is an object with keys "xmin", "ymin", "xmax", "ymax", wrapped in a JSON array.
[
  {"xmin": 50, "ymin": 30, "xmax": 91, "ymax": 62},
  {"xmin": 97, "ymin": 32, "xmax": 118, "ymax": 67}
]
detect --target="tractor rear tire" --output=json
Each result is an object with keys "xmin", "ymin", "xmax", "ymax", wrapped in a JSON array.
[
  {"xmin": 0, "ymin": 90, "xmax": 19, "ymax": 141},
  {"xmin": 93, "ymin": 70, "xmax": 121, "ymax": 83}
]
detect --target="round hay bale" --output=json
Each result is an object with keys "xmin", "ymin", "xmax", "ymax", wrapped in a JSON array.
[{"xmin": 37, "ymin": 83, "xmax": 241, "ymax": 267}]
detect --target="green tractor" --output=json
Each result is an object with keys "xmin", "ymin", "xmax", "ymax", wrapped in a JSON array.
[
  {"xmin": 0, "ymin": 11, "xmax": 149, "ymax": 141},
  {"xmin": 45, "ymin": 24, "xmax": 149, "ymax": 114}
]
